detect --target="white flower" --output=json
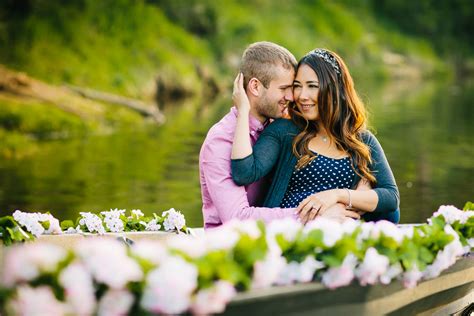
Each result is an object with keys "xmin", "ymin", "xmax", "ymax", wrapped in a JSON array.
[
  {"xmin": 468, "ymin": 238, "xmax": 474, "ymax": 249},
  {"xmin": 167, "ymin": 234, "xmax": 207, "ymax": 258},
  {"xmin": 12, "ymin": 210, "xmax": 45, "ymax": 237},
  {"xmin": 252, "ymin": 252, "xmax": 287, "ymax": 289},
  {"xmin": 2, "ymin": 243, "xmax": 67, "ymax": 287},
  {"xmin": 298, "ymin": 256, "xmax": 325, "ymax": 283},
  {"xmin": 341, "ymin": 219, "xmax": 359, "ymax": 235},
  {"xmin": 373, "ymin": 220, "xmax": 404, "ymax": 244},
  {"xmin": 101, "ymin": 208, "xmax": 126, "ymax": 219},
  {"xmin": 402, "ymin": 264, "xmax": 423, "ymax": 288},
  {"xmin": 101, "ymin": 209, "xmax": 126, "ymax": 233},
  {"xmin": 104, "ymin": 216, "xmax": 124, "ymax": 233},
  {"xmin": 144, "ymin": 219, "xmax": 161, "ymax": 231},
  {"xmin": 225, "ymin": 219, "xmax": 262, "ymax": 239},
  {"xmin": 430, "ymin": 205, "xmax": 473, "ymax": 225},
  {"xmin": 380, "ymin": 262, "xmax": 403, "ymax": 285},
  {"xmin": 191, "ymin": 281, "xmax": 236, "ymax": 315},
  {"xmin": 131, "ymin": 240, "xmax": 169, "ymax": 265},
  {"xmin": 131, "ymin": 209, "xmax": 144, "ymax": 218},
  {"xmin": 7, "ymin": 285, "xmax": 66, "ymax": 316},
  {"xmin": 276, "ymin": 256, "xmax": 325, "ymax": 285},
  {"xmin": 141, "ymin": 256, "xmax": 198, "ymax": 314},
  {"xmin": 205, "ymin": 225, "xmax": 240, "ymax": 251},
  {"xmin": 266, "ymin": 217, "xmax": 302, "ymax": 243},
  {"xmin": 97, "ymin": 289, "xmax": 134, "ymax": 316},
  {"xmin": 321, "ymin": 253, "xmax": 358, "ymax": 289},
  {"xmin": 77, "ymin": 238, "xmax": 143, "ymax": 289},
  {"xmin": 79, "ymin": 212, "xmax": 106, "ymax": 234},
  {"xmin": 65, "ymin": 227, "xmax": 78, "ymax": 234},
  {"xmin": 162, "ymin": 208, "xmax": 186, "ymax": 231},
  {"xmin": 59, "ymin": 261, "xmax": 96, "ymax": 315},
  {"xmin": 355, "ymin": 248, "xmax": 390, "ymax": 286},
  {"xmin": 304, "ymin": 217, "xmax": 344, "ymax": 247}
]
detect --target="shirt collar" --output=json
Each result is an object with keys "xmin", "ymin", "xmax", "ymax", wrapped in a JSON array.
[{"xmin": 231, "ymin": 106, "xmax": 268, "ymax": 133}]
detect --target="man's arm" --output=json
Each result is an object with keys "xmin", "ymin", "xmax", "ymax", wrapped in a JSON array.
[{"xmin": 202, "ymin": 138, "xmax": 296, "ymax": 224}]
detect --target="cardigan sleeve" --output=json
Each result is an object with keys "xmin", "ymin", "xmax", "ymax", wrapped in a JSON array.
[
  {"xmin": 231, "ymin": 119, "xmax": 289, "ymax": 186},
  {"xmin": 364, "ymin": 132, "xmax": 400, "ymax": 213}
]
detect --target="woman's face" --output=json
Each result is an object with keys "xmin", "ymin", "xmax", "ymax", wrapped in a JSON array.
[{"xmin": 293, "ymin": 64, "xmax": 319, "ymax": 121}]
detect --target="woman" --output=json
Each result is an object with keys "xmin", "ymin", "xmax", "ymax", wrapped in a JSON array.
[{"xmin": 231, "ymin": 48, "xmax": 400, "ymax": 223}]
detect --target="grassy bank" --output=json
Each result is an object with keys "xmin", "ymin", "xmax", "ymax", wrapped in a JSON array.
[{"xmin": 0, "ymin": 0, "xmax": 460, "ymax": 157}]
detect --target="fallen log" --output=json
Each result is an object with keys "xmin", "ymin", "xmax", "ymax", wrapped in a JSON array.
[{"xmin": 66, "ymin": 84, "xmax": 165, "ymax": 124}]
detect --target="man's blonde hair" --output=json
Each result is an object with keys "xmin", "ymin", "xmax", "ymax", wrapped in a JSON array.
[{"xmin": 240, "ymin": 41, "xmax": 297, "ymax": 88}]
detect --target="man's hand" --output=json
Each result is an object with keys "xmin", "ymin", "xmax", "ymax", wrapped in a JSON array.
[
  {"xmin": 312, "ymin": 203, "xmax": 360, "ymax": 224},
  {"xmin": 232, "ymin": 73, "xmax": 251, "ymax": 113}
]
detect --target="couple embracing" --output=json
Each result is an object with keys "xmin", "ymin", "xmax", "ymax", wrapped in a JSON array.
[{"xmin": 199, "ymin": 41, "xmax": 399, "ymax": 228}]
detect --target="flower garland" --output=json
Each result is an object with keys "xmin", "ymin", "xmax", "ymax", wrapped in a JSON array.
[
  {"xmin": 0, "ymin": 203, "xmax": 472, "ymax": 315},
  {"xmin": 0, "ymin": 208, "xmax": 188, "ymax": 245}
]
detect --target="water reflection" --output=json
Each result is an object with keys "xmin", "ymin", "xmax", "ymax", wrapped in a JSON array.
[{"xmin": 0, "ymin": 79, "xmax": 472, "ymax": 226}]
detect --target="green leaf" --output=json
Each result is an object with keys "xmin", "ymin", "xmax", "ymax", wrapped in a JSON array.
[
  {"xmin": 60, "ymin": 220, "xmax": 74, "ymax": 230},
  {"xmin": 463, "ymin": 201, "xmax": 474, "ymax": 211}
]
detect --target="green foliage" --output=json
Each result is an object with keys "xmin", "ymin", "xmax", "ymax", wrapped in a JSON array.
[
  {"xmin": 0, "ymin": 98, "xmax": 89, "ymax": 140},
  {"xmin": 463, "ymin": 201, "xmax": 474, "ymax": 211},
  {"xmin": 367, "ymin": 0, "xmax": 474, "ymax": 56},
  {"xmin": 0, "ymin": 215, "xmax": 34, "ymax": 245}
]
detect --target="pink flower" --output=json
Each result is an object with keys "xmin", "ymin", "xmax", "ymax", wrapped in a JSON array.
[
  {"xmin": 59, "ymin": 261, "xmax": 96, "ymax": 315},
  {"xmin": 7, "ymin": 285, "xmax": 66, "ymax": 316},
  {"xmin": 355, "ymin": 248, "xmax": 389, "ymax": 286},
  {"xmin": 2, "ymin": 243, "xmax": 67, "ymax": 287},
  {"xmin": 191, "ymin": 281, "xmax": 236, "ymax": 315},
  {"xmin": 141, "ymin": 256, "xmax": 198, "ymax": 314},
  {"xmin": 97, "ymin": 290, "xmax": 134, "ymax": 316}
]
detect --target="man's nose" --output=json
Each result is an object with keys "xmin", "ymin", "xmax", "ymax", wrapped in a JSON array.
[{"xmin": 285, "ymin": 90, "xmax": 294, "ymax": 102}]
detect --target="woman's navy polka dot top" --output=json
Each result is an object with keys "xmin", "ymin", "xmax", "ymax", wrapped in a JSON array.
[{"xmin": 280, "ymin": 154, "xmax": 355, "ymax": 208}]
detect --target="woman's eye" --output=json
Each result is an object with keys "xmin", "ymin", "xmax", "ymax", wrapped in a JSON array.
[{"xmin": 309, "ymin": 85, "xmax": 319, "ymax": 89}]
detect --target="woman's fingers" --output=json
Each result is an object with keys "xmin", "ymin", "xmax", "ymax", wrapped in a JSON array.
[
  {"xmin": 298, "ymin": 202, "xmax": 314, "ymax": 223},
  {"xmin": 296, "ymin": 196, "xmax": 310, "ymax": 214},
  {"xmin": 232, "ymin": 73, "xmax": 243, "ymax": 101},
  {"xmin": 307, "ymin": 207, "xmax": 320, "ymax": 223}
]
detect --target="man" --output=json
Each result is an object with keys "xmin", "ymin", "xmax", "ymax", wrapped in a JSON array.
[
  {"xmin": 199, "ymin": 42, "xmax": 297, "ymax": 228},
  {"xmin": 199, "ymin": 42, "xmax": 361, "ymax": 228}
]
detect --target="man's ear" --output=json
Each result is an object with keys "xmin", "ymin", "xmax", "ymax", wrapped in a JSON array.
[{"xmin": 247, "ymin": 78, "xmax": 260, "ymax": 97}]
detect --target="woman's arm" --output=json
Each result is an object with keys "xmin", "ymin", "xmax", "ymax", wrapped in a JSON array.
[
  {"xmin": 230, "ymin": 74, "xmax": 284, "ymax": 185},
  {"xmin": 297, "ymin": 133, "xmax": 399, "ymax": 222},
  {"xmin": 231, "ymin": 73, "xmax": 253, "ymax": 160}
]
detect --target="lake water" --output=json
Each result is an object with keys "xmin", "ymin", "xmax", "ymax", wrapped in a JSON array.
[{"xmin": 0, "ymin": 78, "xmax": 472, "ymax": 226}]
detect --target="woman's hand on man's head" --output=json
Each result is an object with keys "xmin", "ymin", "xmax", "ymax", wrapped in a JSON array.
[{"xmin": 232, "ymin": 73, "xmax": 251, "ymax": 113}]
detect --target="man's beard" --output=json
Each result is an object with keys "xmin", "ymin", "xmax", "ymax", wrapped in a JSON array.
[{"xmin": 256, "ymin": 95, "xmax": 284, "ymax": 120}]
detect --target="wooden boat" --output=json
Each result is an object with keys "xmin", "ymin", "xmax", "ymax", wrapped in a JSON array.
[{"xmin": 226, "ymin": 254, "xmax": 474, "ymax": 316}]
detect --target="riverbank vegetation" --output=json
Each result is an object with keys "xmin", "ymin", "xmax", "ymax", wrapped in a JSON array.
[{"xmin": 0, "ymin": 0, "xmax": 472, "ymax": 157}]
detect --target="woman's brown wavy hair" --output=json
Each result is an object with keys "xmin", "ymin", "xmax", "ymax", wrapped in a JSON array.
[{"xmin": 289, "ymin": 49, "xmax": 376, "ymax": 185}]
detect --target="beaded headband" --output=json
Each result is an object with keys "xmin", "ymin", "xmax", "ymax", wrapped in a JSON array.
[{"xmin": 310, "ymin": 49, "xmax": 341, "ymax": 75}]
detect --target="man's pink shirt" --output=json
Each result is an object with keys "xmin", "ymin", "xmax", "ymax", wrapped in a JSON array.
[{"xmin": 199, "ymin": 107, "xmax": 296, "ymax": 228}]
